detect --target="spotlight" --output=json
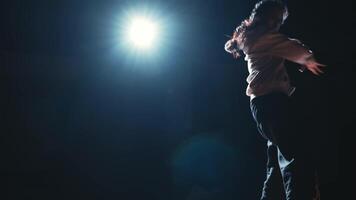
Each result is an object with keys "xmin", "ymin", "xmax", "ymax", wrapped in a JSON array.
[{"xmin": 127, "ymin": 17, "xmax": 159, "ymax": 49}]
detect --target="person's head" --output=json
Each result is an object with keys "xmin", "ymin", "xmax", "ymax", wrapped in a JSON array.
[
  {"xmin": 249, "ymin": 0, "xmax": 289, "ymax": 31},
  {"xmin": 226, "ymin": 0, "xmax": 289, "ymax": 57}
]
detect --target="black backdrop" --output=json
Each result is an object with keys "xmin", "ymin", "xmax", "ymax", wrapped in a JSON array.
[{"xmin": 1, "ymin": 0, "xmax": 348, "ymax": 199}]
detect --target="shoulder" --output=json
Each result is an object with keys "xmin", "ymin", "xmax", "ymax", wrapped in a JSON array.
[
  {"xmin": 246, "ymin": 32, "xmax": 288, "ymax": 53},
  {"xmin": 263, "ymin": 32, "xmax": 290, "ymax": 43}
]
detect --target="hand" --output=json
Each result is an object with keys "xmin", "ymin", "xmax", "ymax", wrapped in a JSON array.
[
  {"xmin": 225, "ymin": 39, "xmax": 234, "ymax": 51},
  {"xmin": 225, "ymin": 39, "xmax": 240, "ymax": 59},
  {"xmin": 232, "ymin": 50, "xmax": 240, "ymax": 59},
  {"xmin": 304, "ymin": 60, "xmax": 326, "ymax": 76}
]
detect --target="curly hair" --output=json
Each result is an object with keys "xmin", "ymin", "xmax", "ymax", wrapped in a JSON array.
[{"xmin": 225, "ymin": 0, "xmax": 288, "ymax": 57}]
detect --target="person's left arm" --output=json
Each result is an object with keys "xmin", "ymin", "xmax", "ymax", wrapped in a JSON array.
[{"xmin": 269, "ymin": 34, "xmax": 326, "ymax": 75}]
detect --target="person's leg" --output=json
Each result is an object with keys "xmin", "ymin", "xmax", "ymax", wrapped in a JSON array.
[
  {"xmin": 266, "ymin": 96, "xmax": 319, "ymax": 200},
  {"xmin": 251, "ymin": 95, "xmax": 286, "ymax": 200},
  {"xmin": 277, "ymin": 146, "xmax": 318, "ymax": 200},
  {"xmin": 251, "ymin": 93, "xmax": 319, "ymax": 200},
  {"xmin": 260, "ymin": 141, "xmax": 285, "ymax": 200}
]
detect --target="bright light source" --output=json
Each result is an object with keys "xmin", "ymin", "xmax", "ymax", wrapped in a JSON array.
[{"xmin": 127, "ymin": 17, "xmax": 158, "ymax": 49}]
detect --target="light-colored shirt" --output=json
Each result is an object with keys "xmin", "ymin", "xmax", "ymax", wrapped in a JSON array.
[{"xmin": 241, "ymin": 32, "xmax": 314, "ymax": 99}]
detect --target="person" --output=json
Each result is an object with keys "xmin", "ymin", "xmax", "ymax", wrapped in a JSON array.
[{"xmin": 224, "ymin": 0, "xmax": 325, "ymax": 199}]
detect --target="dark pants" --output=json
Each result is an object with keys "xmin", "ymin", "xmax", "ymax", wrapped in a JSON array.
[{"xmin": 250, "ymin": 92, "xmax": 319, "ymax": 200}]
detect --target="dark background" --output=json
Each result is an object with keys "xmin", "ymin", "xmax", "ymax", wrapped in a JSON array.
[{"xmin": 1, "ymin": 0, "xmax": 349, "ymax": 199}]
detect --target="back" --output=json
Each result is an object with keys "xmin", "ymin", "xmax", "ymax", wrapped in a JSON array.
[{"xmin": 243, "ymin": 32, "xmax": 313, "ymax": 99}]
